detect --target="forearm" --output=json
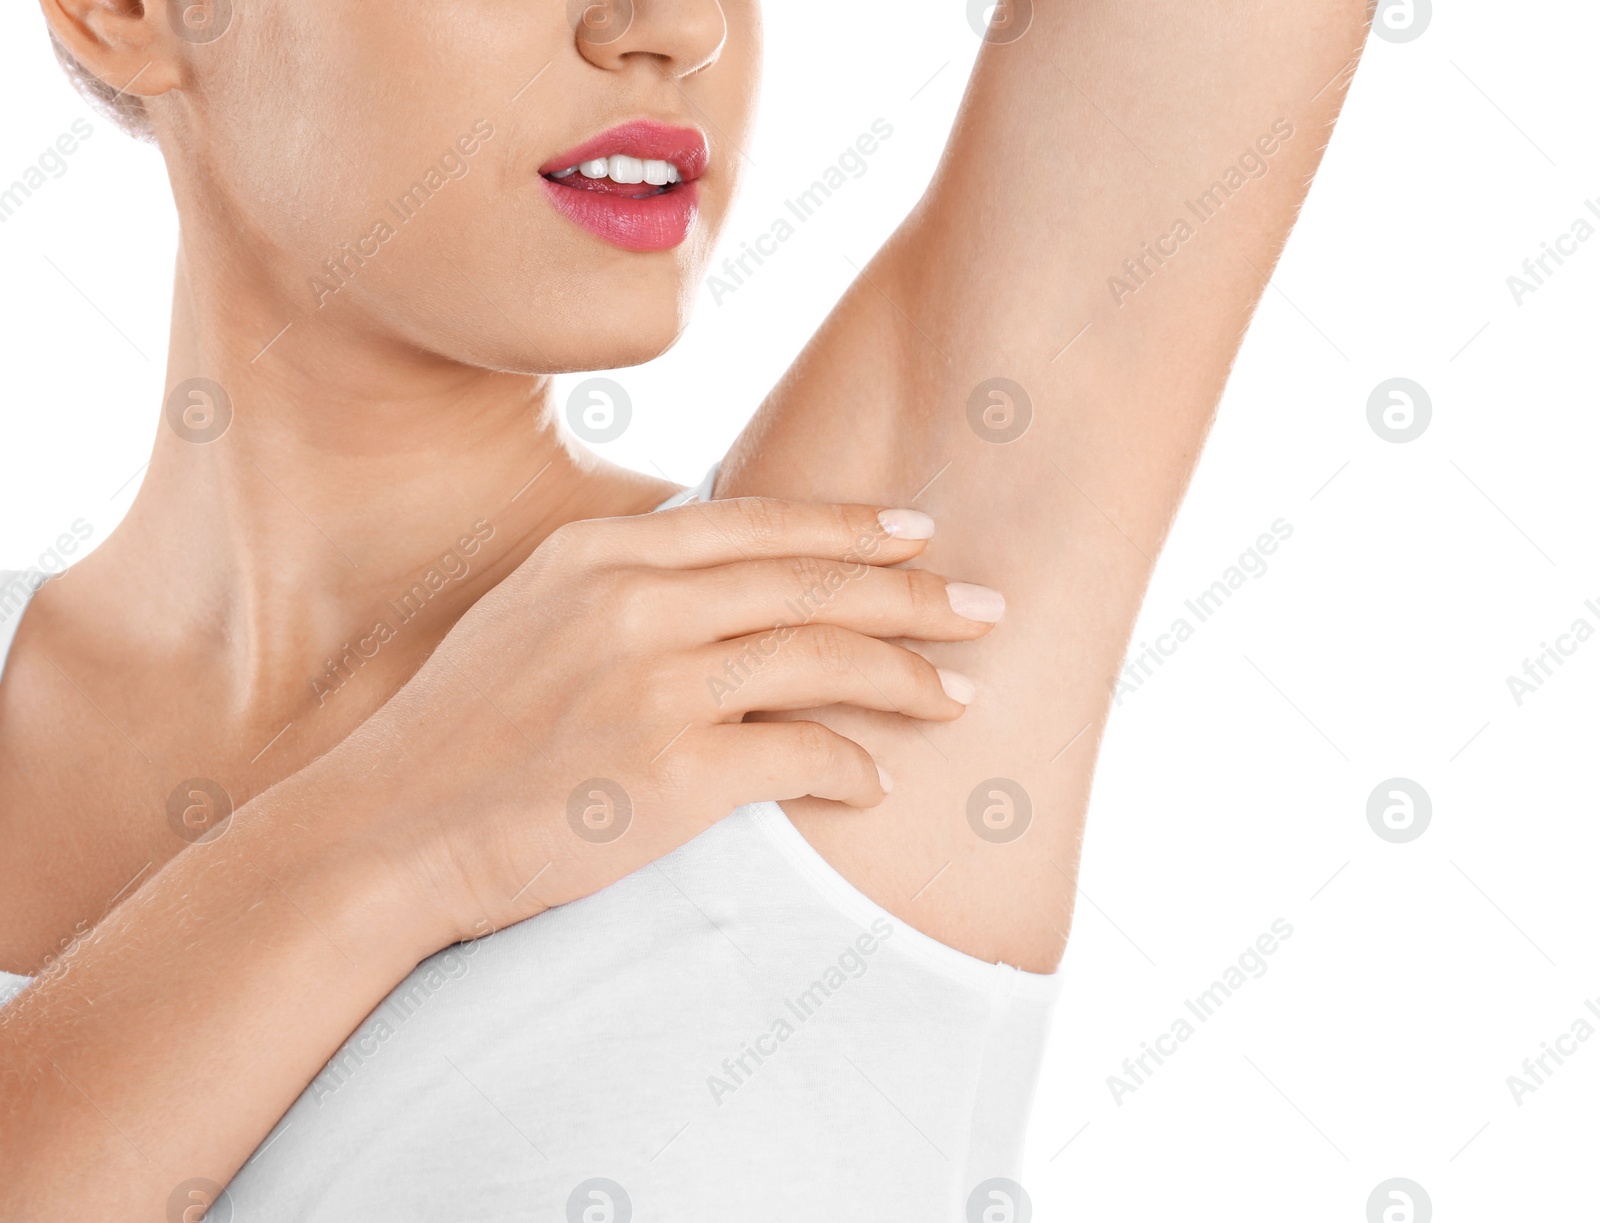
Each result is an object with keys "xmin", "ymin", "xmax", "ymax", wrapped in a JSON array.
[{"xmin": 0, "ymin": 759, "xmax": 435, "ymax": 1219}]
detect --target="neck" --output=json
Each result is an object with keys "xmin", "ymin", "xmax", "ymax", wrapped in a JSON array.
[{"xmin": 76, "ymin": 243, "xmax": 674, "ymax": 717}]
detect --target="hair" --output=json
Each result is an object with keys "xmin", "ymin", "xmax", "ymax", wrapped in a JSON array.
[{"xmin": 48, "ymin": 27, "xmax": 155, "ymax": 143}]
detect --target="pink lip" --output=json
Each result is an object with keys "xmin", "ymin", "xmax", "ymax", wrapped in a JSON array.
[{"xmin": 540, "ymin": 120, "xmax": 708, "ymax": 253}]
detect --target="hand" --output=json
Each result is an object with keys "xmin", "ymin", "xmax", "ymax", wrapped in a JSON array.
[{"xmin": 322, "ymin": 497, "xmax": 1003, "ymax": 948}]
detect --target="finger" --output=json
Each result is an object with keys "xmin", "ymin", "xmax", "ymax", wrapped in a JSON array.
[
  {"xmin": 675, "ymin": 556, "xmax": 1005, "ymax": 644},
  {"xmin": 566, "ymin": 496, "xmax": 936, "ymax": 570},
  {"xmin": 706, "ymin": 721, "xmax": 891, "ymax": 809},
  {"xmin": 691, "ymin": 625, "xmax": 973, "ymax": 723}
]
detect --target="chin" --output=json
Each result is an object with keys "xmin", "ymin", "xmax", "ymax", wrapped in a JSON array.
[{"xmin": 515, "ymin": 286, "xmax": 694, "ymax": 375}]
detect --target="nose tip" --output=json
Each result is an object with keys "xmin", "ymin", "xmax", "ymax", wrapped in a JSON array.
[{"xmin": 574, "ymin": 0, "xmax": 728, "ymax": 80}]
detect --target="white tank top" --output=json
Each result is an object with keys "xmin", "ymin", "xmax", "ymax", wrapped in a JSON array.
[{"xmin": 0, "ymin": 468, "xmax": 1061, "ymax": 1221}]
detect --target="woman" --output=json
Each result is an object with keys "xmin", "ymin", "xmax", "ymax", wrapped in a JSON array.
[{"xmin": 1, "ymin": 0, "xmax": 1371, "ymax": 1217}]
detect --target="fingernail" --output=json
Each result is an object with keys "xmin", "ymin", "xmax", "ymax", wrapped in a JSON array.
[
  {"xmin": 937, "ymin": 668, "xmax": 977, "ymax": 705},
  {"xmin": 877, "ymin": 508, "xmax": 935, "ymax": 540},
  {"xmin": 876, "ymin": 763, "xmax": 894, "ymax": 795},
  {"xmin": 945, "ymin": 581, "xmax": 1006, "ymax": 623}
]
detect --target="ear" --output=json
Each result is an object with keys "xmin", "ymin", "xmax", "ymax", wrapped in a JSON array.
[{"xmin": 40, "ymin": 0, "xmax": 185, "ymax": 101}]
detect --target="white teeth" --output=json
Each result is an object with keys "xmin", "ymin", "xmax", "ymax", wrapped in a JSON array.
[
  {"xmin": 609, "ymin": 155, "xmax": 645, "ymax": 184},
  {"xmin": 559, "ymin": 156, "xmax": 684, "ymax": 187}
]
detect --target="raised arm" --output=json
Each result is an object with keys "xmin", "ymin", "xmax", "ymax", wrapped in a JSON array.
[{"xmin": 719, "ymin": 1, "xmax": 1373, "ymax": 971}]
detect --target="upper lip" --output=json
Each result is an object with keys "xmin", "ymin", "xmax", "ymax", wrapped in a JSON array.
[{"xmin": 539, "ymin": 120, "xmax": 710, "ymax": 182}]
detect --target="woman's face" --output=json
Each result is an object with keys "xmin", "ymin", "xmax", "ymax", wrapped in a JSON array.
[{"xmin": 163, "ymin": 0, "xmax": 759, "ymax": 373}]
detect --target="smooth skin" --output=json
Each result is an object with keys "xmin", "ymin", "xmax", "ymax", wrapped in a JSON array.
[
  {"xmin": 2, "ymin": 500, "xmax": 985, "ymax": 1213},
  {"xmin": 728, "ymin": 0, "xmax": 1372, "ymax": 970},
  {"xmin": 0, "ymin": 0, "xmax": 1372, "ymax": 1215}
]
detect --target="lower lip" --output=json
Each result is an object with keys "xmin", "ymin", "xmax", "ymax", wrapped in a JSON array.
[{"xmin": 540, "ymin": 178, "xmax": 700, "ymax": 253}]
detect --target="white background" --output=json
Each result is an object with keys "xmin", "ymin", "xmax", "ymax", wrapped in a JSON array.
[{"xmin": 2, "ymin": 2, "xmax": 1595, "ymax": 1218}]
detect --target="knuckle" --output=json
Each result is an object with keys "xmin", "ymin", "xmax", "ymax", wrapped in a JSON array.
[
  {"xmin": 783, "ymin": 553, "xmax": 828, "ymax": 597},
  {"xmin": 903, "ymin": 647, "xmax": 942, "ymax": 695},
  {"xmin": 610, "ymin": 570, "xmax": 669, "ymax": 640},
  {"xmin": 541, "ymin": 519, "xmax": 601, "ymax": 568},
  {"xmin": 828, "ymin": 502, "xmax": 862, "ymax": 547},
  {"xmin": 733, "ymin": 497, "xmax": 790, "ymax": 546},
  {"xmin": 651, "ymin": 731, "xmax": 700, "ymax": 793},
  {"xmin": 633, "ymin": 654, "xmax": 685, "ymax": 719},
  {"xmin": 791, "ymin": 719, "xmax": 839, "ymax": 764},
  {"xmin": 803, "ymin": 624, "xmax": 857, "ymax": 676},
  {"xmin": 900, "ymin": 568, "xmax": 940, "ymax": 620},
  {"xmin": 874, "ymin": 640, "xmax": 926, "ymax": 696}
]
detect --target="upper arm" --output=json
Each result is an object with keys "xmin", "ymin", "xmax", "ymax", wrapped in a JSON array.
[{"xmin": 717, "ymin": 1, "xmax": 1372, "ymax": 972}]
